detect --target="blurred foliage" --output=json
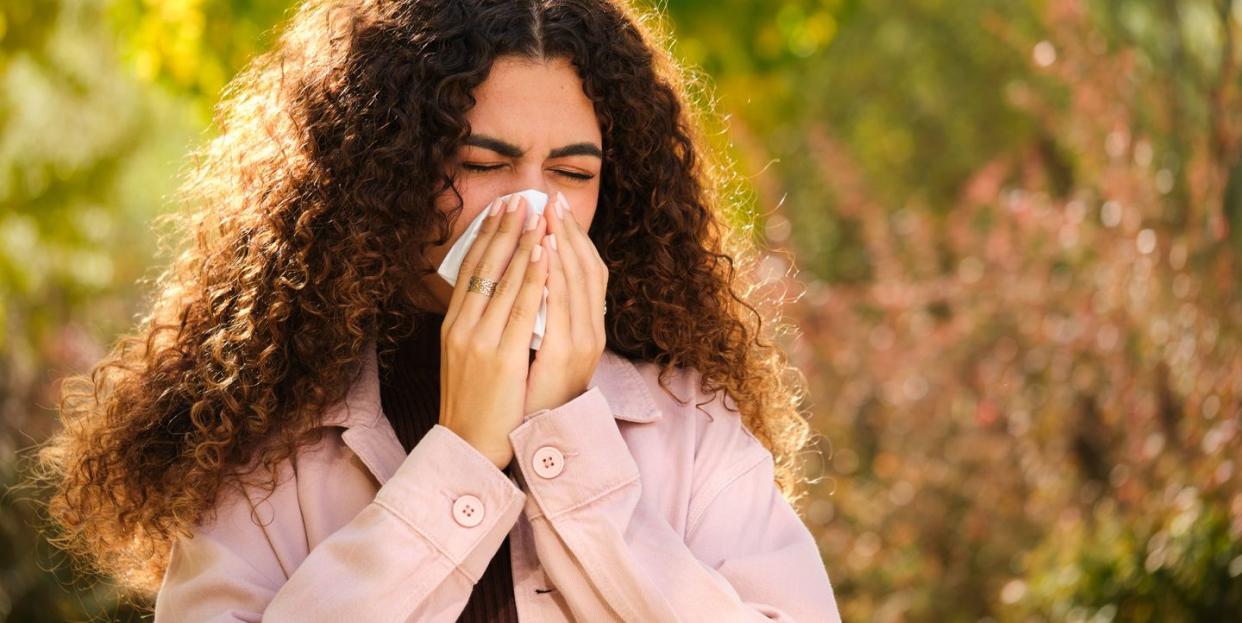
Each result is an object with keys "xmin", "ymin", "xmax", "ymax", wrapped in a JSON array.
[
  {"xmin": 2, "ymin": 0, "xmax": 203, "ymax": 619},
  {"xmin": 1018, "ymin": 489, "xmax": 1242, "ymax": 621},
  {"xmin": 107, "ymin": 0, "xmax": 292, "ymax": 105},
  {"xmin": 2, "ymin": 0, "xmax": 1241, "ymax": 621}
]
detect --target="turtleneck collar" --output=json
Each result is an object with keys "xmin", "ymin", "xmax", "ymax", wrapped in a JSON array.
[{"xmin": 388, "ymin": 310, "xmax": 445, "ymax": 370}]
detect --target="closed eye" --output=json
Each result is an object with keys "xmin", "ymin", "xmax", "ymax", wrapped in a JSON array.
[{"xmin": 462, "ymin": 163, "xmax": 595, "ymax": 181}]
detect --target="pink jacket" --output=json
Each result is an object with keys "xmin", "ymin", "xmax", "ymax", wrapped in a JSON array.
[{"xmin": 153, "ymin": 344, "xmax": 842, "ymax": 622}]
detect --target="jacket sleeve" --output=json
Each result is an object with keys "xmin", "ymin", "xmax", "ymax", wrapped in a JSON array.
[
  {"xmin": 508, "ymin": 383, "xmax": 842, "ymax": 623},
  {"xmin": 153, "ymin": 425, "xmax": 527, "ymax": 623}
]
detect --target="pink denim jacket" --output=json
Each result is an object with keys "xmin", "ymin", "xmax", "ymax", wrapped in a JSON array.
[{"xmin": 153, "ymin": 343, "xmax": 842, "ymax": 622}]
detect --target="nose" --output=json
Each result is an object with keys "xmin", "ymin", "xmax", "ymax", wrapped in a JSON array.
[{"xmin": 511, "ymin": 165, "xmax": 557, "ymax": 200}]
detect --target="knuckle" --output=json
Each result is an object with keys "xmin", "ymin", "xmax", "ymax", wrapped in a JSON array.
[
  {"xmin": 445, "ymin": 329, "xmax": 467, "ymax": 351},
  {"xmin": 466, "ymin": 232, "xmax": 492, "ymax": 257},
  {"xmin": 545, "ymin": 348, "xmax": 570, "ymax": 366},
  {"xmin": 473, "ymin": 259, "xmax": 497, "ymax": 279},
  {"xmin": 465, "ymin": 337, "xmax": 490, "ymax": 358},
  {"xmin": 497, "ymin": 214, "xmax": 520, "ymax": 234},
  {"xmin": 498, "ymin": 356, "xmax": 523, "ymax": 375},
  {"xmin": 457, "ymin": 257, "xmax": 477, "ymax": 279}
]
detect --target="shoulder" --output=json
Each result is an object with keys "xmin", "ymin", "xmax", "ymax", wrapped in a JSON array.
[
  {"xmin": 155, "ymin": 429, "xmax": 380, "ymax": 615},
  {"xmin": 193, "ymin": 428, "xmax": 373, "ymax": 560},
  {"xmin": 627, "ymin": 358, "xmax": 767, "ymax": 456},
  {"xmin": 622, "ymin": 358, "xmax": 773, "ymax": 502}
]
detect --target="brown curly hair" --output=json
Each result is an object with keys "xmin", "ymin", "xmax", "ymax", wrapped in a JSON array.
[{"xmin": 29, "ymin": 0, "xmax": 814, "ymax": 598}]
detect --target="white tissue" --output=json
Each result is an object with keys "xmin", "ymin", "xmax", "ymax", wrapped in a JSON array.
[{"xmin": 437, "ymin": 189, "xmax": 550, "ymax": 350}]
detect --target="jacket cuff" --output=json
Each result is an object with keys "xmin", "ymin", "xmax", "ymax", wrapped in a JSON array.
[
  {"xmin": 373, "ymin": 424, "xmax": 526, "ymax": 583},
  {"xmin": 509, "ymin": 385, "xmax": 641, "ymax": 520}
]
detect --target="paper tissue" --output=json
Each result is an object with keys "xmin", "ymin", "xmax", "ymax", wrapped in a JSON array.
[{"xmin": 437, "ymin": 189, "xmax": 550, "ymax": 350}]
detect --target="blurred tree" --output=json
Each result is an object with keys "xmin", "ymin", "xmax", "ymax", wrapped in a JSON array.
[
  {"xmin": 108, "ymin": 0, "xmax": 292, "ymax": 107},
  {"xmin": 663, "ymin": 0, "xmax": 1051, "ymax": 284},
  {"xmin": 2, "ymin": 0, "xmax": 217, "ymax": 619}
]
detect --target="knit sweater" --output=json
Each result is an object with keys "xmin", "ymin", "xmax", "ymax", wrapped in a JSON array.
[{"xmin": 377, "ymin": 311, "xmax": 519, "ymax": 623}]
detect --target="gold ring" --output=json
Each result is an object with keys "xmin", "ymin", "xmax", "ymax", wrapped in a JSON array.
[{"xmin": 467, "ymin": 275, "xmax": 498, "ymax": 296}]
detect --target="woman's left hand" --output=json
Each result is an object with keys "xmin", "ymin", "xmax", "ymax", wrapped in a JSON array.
[{"xmin": 524, "ymin": 191, "xmax": 609, "ymax": 416}]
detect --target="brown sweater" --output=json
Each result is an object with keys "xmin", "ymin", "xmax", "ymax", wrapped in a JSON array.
[{"xmin": 377, "ymin": 311, "xmax": 520, "ymax": 622}]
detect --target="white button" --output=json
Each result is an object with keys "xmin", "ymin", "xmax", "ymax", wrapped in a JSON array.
[
  {"xmin": 452, "ymin": 494, "xmax": 485, "ymax": 527},
  {"xmin": 532, "ymin": 446, "xmax": 565, "ymax": 479}
]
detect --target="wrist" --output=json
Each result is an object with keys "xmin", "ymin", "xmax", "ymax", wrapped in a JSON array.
[
  {"xmin": 525, "ymin": 384, "xmax": 590, "ymax": 417},
  {"xmin": 443, "ymin": 424, "xmax": 512, "ymax": 470},
  {"xmin": 478, "ymin": 445, "xmax": 512, "ymax": 470}
]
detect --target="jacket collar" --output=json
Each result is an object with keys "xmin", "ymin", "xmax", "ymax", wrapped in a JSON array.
[{"xmin": 320, "ymin": 340, "xmax": 662, "ymax": 431}]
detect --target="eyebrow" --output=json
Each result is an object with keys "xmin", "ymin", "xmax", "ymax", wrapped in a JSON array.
[{"xmin": 464, "ymin": 134, "xmax": 603, "ymax": 159}]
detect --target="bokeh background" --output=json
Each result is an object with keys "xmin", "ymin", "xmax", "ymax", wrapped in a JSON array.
[{"xmin": 4, "ymin": 0, "xmax": 1242, "ymax": 621}]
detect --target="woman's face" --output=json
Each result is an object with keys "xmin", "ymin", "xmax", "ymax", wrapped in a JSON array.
[{"xmin": 417, "ymin": 55, "xmax": 604, "ymax": 313}]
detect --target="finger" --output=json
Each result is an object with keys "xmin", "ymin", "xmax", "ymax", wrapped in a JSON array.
[
  {"xmin": 445, "ymin": 196, "xmax": 504, "ymax": 327},
  {"xmin": 559, "ymin": 191, "xmax": 608, "ymax": 272},
  {"xmin": 477, "ymin": 211, "xmax": 547, "ymax": 341},
  {"xmin": 545, "ymin": 199, "xmax": 590, "ymax": 341},
  {"xmin": 530, "ymin": 232, "xmax": 569, "ymax": 357},
  {"xmin": 457, "ymin": 194, "xmax": 529, "ymax": 327},
  {"xmin": 499, "ymin": 231, "xmax": 552, "ymax": 353},
  {"xmin": 553, "ymin": 192, "xmax": 607, "ymax": 344}
]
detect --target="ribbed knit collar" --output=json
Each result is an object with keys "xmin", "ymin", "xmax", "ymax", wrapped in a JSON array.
[{"xmin": 385, "ymin": 311, "xmax": 445, "ymax": 371}]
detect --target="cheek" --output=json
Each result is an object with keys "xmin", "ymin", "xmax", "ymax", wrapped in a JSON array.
[
  {"xmin": 425, "ymin": 191, "xmax": 491, "ymax": 264},
  {"xmin": 566, "ymin": 193, "xmax": 600, "ymax": 231},
  {"xmin": 580, "ymin": 204, "xmax": 599, "ymax": 231}
]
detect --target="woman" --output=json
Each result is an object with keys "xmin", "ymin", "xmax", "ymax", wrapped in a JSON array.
[{"xmin": 35, "ymin": 0, "xmax": 841, "ymax": 620}]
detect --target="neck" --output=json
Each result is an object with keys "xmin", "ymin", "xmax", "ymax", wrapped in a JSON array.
[{"xmin": 389, "ymin": 311, "xmax": 444, "ymax": 370}]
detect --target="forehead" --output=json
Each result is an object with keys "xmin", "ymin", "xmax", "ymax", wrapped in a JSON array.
[{"xmin": 466, "ymin": 56, "xmax": 601, "ymax": 147}]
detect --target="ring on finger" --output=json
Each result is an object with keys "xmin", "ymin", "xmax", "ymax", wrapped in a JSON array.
[{"xmin": 468, "ymin": 275, "xmax": 498, "ymax": 296}]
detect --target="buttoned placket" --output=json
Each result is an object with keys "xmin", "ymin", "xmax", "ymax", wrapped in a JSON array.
[
  {"xmin": 509, "ymin": 455, "xmax": 564, "ymax": 620},
  {"xmin": 321, "ymin": 345, "xmax": 663, "ymax": 621},
  {"xmin": 340, "ymin": 417, "xmax": 566, "ymax": 621}
]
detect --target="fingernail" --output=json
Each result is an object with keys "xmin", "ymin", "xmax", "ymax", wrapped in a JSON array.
[
  {"xmin": 554, "ymin": 192, "xmax": 565, "ymax": 219},
  {"xmin": 488, "ymin": 198, "xmax": 503, "ymax": 216},
  {"xmin": 531, "ymin": 244, "xmax": 543, "ymax": 262},
  {"xmin": 524, "ymin": 211, "xmax": 539, "ymax": 231},
  {"xmin": 547, "ymin": 233, "xmax": 557, "ymax": 250},
  {"xmin": 506, "ymin": 195, "xmax": 521, "ymax": 213}
]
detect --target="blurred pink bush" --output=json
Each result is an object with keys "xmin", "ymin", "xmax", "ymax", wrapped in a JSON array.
[{"xmin": 750, "ymin": 1, "xmax": 1242, "ymax": 620}]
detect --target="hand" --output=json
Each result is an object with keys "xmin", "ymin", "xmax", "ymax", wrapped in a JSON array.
[
  {"xmin": 525, "ymin": 191, "xmax": 609, "ymax": 416},
  {"xmin": 439, "ymin": 194, "xmax": 549, "ymax": 469}
]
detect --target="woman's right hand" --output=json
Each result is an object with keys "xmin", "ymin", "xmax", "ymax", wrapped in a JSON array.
[{"xmin": 439, "ymin": 194, "xmax": 550, "ymax": 470}]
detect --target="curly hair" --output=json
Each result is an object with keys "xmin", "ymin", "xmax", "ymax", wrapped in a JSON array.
[{"xmin": 29, "ymin": 0, "xmax": 814, "ymax": 597}]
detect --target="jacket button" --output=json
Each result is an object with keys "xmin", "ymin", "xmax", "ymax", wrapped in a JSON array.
[
  {"xmin": 532, "ymin": 446, "xmax": 565, "ymax": 479},
  {"xmin": 452, "ymin": 494, "xmax": 485, "ymax": 527}
]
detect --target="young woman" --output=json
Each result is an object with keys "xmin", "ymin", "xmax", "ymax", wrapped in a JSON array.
[{"xmin": 36, "ymin": 0, "xmax": 842, "ymax": 620}]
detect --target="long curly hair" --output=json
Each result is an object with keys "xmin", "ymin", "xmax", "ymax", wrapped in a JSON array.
[{"xmin": 30, "ymin": 0, "xmax": 814, "ymax": 597}]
